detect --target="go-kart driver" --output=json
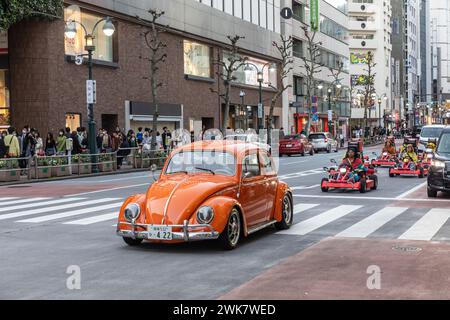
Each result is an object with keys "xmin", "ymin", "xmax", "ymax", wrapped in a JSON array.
[
  {"xmin": 398, "ymin": 144, "xmax": 418, "ymax": 170},
  {"xmin": 426, "ymin": 139, "xmax": 437, "ymax": 152},
  {"xmin": 341, "ymin": 147, "xmax": 367, "ymax": 182},
  {"xmin": 382, "ymin": 140, "xmax": 396, "ymax": 157}
]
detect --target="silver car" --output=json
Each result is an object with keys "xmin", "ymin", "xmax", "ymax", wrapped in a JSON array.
[
  {"xmin": 419, "ymin": 125, "xmax": 446, "ymax": 146},
  {"xmin": 308, "ymin": 132, "xmax": 339, "ymax": 153}
]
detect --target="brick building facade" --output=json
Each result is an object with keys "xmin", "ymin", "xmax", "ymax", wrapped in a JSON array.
[{"xmin": 4, "ymin": 0, "xmax": 283, "ymax": 138}]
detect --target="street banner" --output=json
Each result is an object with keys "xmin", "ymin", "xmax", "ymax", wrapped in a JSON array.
[
  {"xmin": 310, "ymin": 0, "xmax": 319, "ymax": 31},
  {"xmin": 0, "ymin": 31, "xmax": 7, "ymax": 54}
]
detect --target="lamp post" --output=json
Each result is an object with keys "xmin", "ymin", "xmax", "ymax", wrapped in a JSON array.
[
  {"xmin": 327, "ymin": 88, "xmax": 332, "ymax": 133},
  {"xmin": 244, "ymin": 62, "xmax": 276, "ymax": 131},
  {"xmin": 64, "ymin": 17, "xmax": 115, "ymax": 172},
  {"xmin": 240, "ymin": 90, "xmax": 246, "ymax": 130}
]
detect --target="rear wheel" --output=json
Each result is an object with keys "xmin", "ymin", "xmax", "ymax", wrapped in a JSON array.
[
  {"xmin": 427, "ymin": 186, "xmax": 438, "ymax": 198},
  {"xmin": 309, "ymin": 148, "xmax": 314, "ymax": 156},
  {"xmin": 334, "ymin": 145, "xmax": 339, "ymax": 152},
  {"xmin": 359, "ymin": 178, "xmax": 367, "ymax": 193},
  {"xmin": 370, "ymin": 175, "xmax": 378, "ymax": 190},
  {"xmin": 218, "ymin": 208, "xmax": 241, "ymax": 250},
  {"xmin": 123, "ymin": 237, "xmax": 143, "ymax": 246},
  {"xmin": 275, "ymin": 194, "xmax": 293, "ymax": 230},
  {"xmin": 321, "ymin": 178, "xmax": 329, "ymax": 192},
  {"xmin": 327, "ymin": 145, "xmax": 331, "ymax": 153}
]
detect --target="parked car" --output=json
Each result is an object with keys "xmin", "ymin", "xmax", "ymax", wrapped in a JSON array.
[
  {"xmin": 279, "ymin": 134, "xmax": 314, "ymax": 157},
  {"xmin": 419, "ymin": 125, "xmax": 446, "ymax": 147},
  {"xmin": 116, "ymin": 140, "xmax": 293, "ymax": 250},
  {"xmin": 308, "ymin": 132, "xmax": 339, "ymax": 153},
  {"xmin": 427, "ymin": 127, "xmax": 450, "ymax": 197}
]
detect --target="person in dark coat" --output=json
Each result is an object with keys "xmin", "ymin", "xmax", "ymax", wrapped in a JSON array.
[
  {"xmin": 0, "ymin": 131, "xmax": 7, "ymax": 158},
  {"xmin": 71, "ymin": 131, "xmax": 82, "ymax": 155},
  {"xmin": 117, "ymin": 133, "xmax": 130, "ymax": 169}
]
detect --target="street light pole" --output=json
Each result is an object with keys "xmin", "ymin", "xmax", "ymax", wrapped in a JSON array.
[
  {"xmin": 258, "ymin": 74, "xmax": 263, "ymax": 131},
  {"xmin": 327, "ymin": 88, "xmax": 332, "ymax": 134},
  {"xmin": 378, "ymin": 98, "xmax": 382, "ymax": 127}
]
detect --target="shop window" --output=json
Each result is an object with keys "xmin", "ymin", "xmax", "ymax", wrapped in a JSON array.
[
  {"xmin": 0, "ymin": 70, "xmax": 9, "ymax": 129},
  {"xmin": 65, "ymin": 113, "xmax": 81, "ymax": 132},
  {"xmin": 64, "ymin": 9, "xmax": 114, "ymax": 62},
  {"xmin": 184, "ymin": 40, "xmax": 211, "ymax": 78}
]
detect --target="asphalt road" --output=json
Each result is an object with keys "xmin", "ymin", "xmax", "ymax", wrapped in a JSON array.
[{"xmin": 0, "ymin": 144, "xmax": 449, "ymax": 299}]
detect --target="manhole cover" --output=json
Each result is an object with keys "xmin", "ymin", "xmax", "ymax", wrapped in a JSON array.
[{"xmin": 392, "ymin": 245, "xmax": 422, "ymax": 253}]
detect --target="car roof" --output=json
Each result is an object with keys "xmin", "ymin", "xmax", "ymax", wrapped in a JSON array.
[
  {"xmin": 422, "ymin": 125, "xmax": 446, "ymax": 129},
  {"xmin": 175, "ymin": 140, "xmax": 261, "ymax": 155}
]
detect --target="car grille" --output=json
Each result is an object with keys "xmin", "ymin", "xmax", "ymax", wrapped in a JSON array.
[{"xmin": 446, "ymin": 162, "xmax": 450, "ymax": 178}]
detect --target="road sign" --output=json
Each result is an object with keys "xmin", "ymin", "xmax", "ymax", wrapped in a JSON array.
[
  {"xmin": 86, "ymin": 80, "xmax": 97, "ymax": 104},
  {"xmin": 310, "ymin": 0, "xmax": 319, "ymax": 31},
  {"xmin": 312, "ymin": 114, "xmax": 319, "ymax": 122},
  {"xmin": 328, "ymin": 110, "xmax": 333, "ymax": 120},
  {"xmin": 280, "ymin": 7, "xmax": 293, "ymax": 19},
  {"xmin": 75, "ymin": 55, "xmax": 83, "ymax": 66}
]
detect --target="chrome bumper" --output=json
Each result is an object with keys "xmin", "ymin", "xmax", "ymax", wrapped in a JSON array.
[{"xmin": 116, "ymin": 220, "xmax": 220, "ymax": 242}]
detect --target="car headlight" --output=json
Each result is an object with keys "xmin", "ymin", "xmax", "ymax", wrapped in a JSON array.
[
  {"xmin": 339, "ymin": 168, "xmax": 347, "ymax": 174},
  {"xmin": 124, "ymin": 203, "xmax": 141, "ymax": 221},
  {"xmin": 431, "ymin": 160, "xmax": 446, "ymax": 169},
  {"xmin": 197, "ymin": 206, "xmax": 214, "ymax": 224}
]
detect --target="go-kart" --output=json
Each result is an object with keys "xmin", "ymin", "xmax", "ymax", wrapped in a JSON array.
[
  {"xmin": 321, "ymin": 159, "xmax": 378, "ymax": 193},
  {"xmin": 388, "ymin": 157, "xmax": 427, "ymax": 178},
  {"xmin": 420, "ymin": 148, "xmax": 434, "ymax": 168},
  {"xmin": 348, "ymin": 138, "xmax": 377, "ymax": 175},
  {"xmin": 371, "ymin": 151, "xmax": 397, "ymax": 167}
]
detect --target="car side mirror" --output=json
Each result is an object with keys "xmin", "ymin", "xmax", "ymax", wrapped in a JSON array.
[
  {"xmin": 330, "ymin": 159, "xmax": 337, "ymax": 164},
  {"xmin": 323, "ymin": 167, "xmax": 328, "ymax": 172}
]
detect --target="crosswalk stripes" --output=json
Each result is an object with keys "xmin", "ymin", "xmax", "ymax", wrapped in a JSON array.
[
  {"xmin": 64, "ymin": 212, "xmax": 118, "ymax": 225},
  {"xmin": 0, "ymin": 198, "xmax": 85, "ymax": 218},
  {"xmin": 398, "ymin": 209, "xmax": 450, "ymax": 241},
  {"xmin": 293, "ymin": 203, "xmax": 319, "ymax": 215},
  {"xmin": 279, "ymin": 205, "xmax": 363, "ymax": 236},
  {"xmin": 336, "ymin": 207, "xmax": 409, "ymax": 238},
  {"xmin": 0, "ymin": 197, "xmax": 50, "ymax": 207},
  {"xmin": 0, "ymin": 198, "xmax": 113, "ymax": 221},
  {"xmin": 0, "ymin": 197, "xmax": 19, "ymax": 202}
]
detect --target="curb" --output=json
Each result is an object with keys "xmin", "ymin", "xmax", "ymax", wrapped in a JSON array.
[{"xmin": 0, "ymin": 168, "xmax": 151, "ymax": 187}]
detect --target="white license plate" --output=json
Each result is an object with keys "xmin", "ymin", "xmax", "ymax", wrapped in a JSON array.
[
  {"xmin": 147, "ymin": 226, "xmax": 173, "ymax": 240},
  {"xmin": 286, "ymin": 144, "xmax": 293, "ymax": 148}
]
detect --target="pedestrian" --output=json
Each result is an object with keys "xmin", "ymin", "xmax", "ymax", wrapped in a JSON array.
[
  {"xmin": 96, "ymin": 128, "xmax": 103, "ymax": 150},
  {"xmin": 0, "ymin": 130, "xmax": 7, "ymax": 158},
  {"xmin": 56, "ymin": 129, "xmax": 67, "ymax": 155},
  {"xmin": 34, "ymin": 131, "xmax": 44, "ymax": 156},
  {"xmin": 112, "ymin": 130, "xmax": 121, "ymax": 152},
  {"xmin": 128, "ymin": 130, "xmax": 138, "ymax": 148},
  {"xmin": 4, "ymin": 127, "xmax": 20, "ymax": 158},
  {"xmin": 117, "ymin": 132, "xmax": 130, "ymax": 169},
  {"xmin": 65, "ymin": 127, "xmax": 71, "ymax": 139},
  {"xmin": 279, "ymin": 127, "xmax": 285, "ymax": 141},
  {"xmin": 101, "ymin": 128, "xmax": 112, "ymax": 152},
  {"xmin": 71, "ymin": 131, "xmax": 82, "ymax": 155},
  {"xmin": 45, "ymin": 133, "xmax": 57, "ymax": 156},
  {"xmin": 162, "ymin": 127, "xmax": 172, "ymax": 152},
  {"xmin": 137, "ymin": 127, "xmax": 144, "ymax": 145},
  {"xmin": 156, "ymin": 131, "xmax": 162, "ymax": 150}
]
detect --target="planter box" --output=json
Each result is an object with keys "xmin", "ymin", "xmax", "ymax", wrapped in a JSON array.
[
  {"xmin": 72, "ymin": 164, "xmax": 92, "ymax": 175},
  {"xmin": 98, "ymin": 162, "xmax": 113, "ymax": 172},
  {"xmin": 30, "ymin": 167, "xmax": 52, "ymax": 179},
  {"xmin": 133, "ymin": 158, "xmax": 151, "ymax": 169},
  {"xmin": 0, "ymin": 170, "xmax": 21, "ymax": 182},
  {"xmin": 51, "ymin": 166, "xmax": 70, "ymax": 177}
]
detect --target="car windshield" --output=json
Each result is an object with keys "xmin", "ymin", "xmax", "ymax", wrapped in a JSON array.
[
  {"xmin": 283, "ymin": 135, "xmax": 301, "ymax": 140},
  {"xmin": 309, "ymin": 134, "xmax": 325, "ymax": 140},
  {"xmin": 421, "ymin": 127, "xmax": 444, "ymax": 138},
  {"xmin": 165, "ymin": 151, "xmax": 236, "ymax": 176},
  {"xmin": 437, "ymin": 133, "xmax": 450, "ymax": 153}
]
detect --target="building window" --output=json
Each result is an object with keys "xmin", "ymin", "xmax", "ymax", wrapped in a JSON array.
[
  {"xmin": 0, "ymin": 70, "xmax": 9, "ymax": 129},
  {"xmin": 223, "ymin": 53, "xmax": 277, "ymax": 88},
  {"xmin": 65, "ymin": 113, "xmax": 81, "ymax": 132},
  {"xmin": 293, "ymin": 39, "xmax": 303, "ymax": 58},
  {"xmin": 292, "ymin": 1, "xmax": 306, "ymax": 23},
  {"xmin": 64, "ymin": 9, "xmax": 114, "ymax": 62},
  {"xmin": 184, "ymin": 40, "xmax": 211, "ymax": 78},
  {"xmin": 320, "ymin": 16, "xmax": 349, "ymax": 43}
]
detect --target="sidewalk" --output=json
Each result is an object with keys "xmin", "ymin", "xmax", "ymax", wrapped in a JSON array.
[{"xmin": 219, "ymin": 238, "xmax": 450, "ymax": 300}]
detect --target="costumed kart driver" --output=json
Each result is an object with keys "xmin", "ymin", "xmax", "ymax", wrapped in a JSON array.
[
  {"xmin": 398, "ymin": 144, "xmax": 418, "ymax": 170},
  {"xmin": 382, "ymin": 140, "xmax": 396, "ymax": 158},
  {"xmin": 341, "ymin": 147, "xmax": 367, "ymax": 183}
]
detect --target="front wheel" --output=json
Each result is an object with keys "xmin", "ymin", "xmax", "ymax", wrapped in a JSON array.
[
  {"xmin": 389, "ymin": 169, "xmax": 395, "ymax": 178},
  {"xmin": 427, "ymin": 186, "xmax": 438, "ymax": 198},
  {"xmin": 359, "ymin": 178, "xmax": 367, "ymax": 193},
  {"xmin": 123, "ymin": 237, "xmax": 143, "ymax": 246},
  {"xmin": 321, "ymin": 178, "xmax": 329, "ymax": 192},
  {"xmin": 275, "ymin": 194, "xmax": 293, "ymax": 230},
  {"xmin": 218, "ymin": 208, "xmax": 241, "ymax": 250},
  {"xmin": 370, "ymin": 175, "xmax": 378, "ymax": 190}
]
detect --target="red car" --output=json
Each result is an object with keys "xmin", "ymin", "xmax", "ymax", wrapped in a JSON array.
[{"xmin": 279, "ymin": 135, "xmax": 314, "ymax": 157}]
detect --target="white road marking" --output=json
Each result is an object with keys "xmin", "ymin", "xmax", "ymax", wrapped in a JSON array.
[
  {"xmin": 292, "ymin": 194, "xmax": 450, "ymax": 203},
  {"xmin": 337, "ymin": 207, "xmax": 409, "ymax": 238},
  {"xmin": 293, "ymin": 203, "xmax": 319, "ymax": 214},
  {"xmin": 17, "ymin": 203, "xmax": 123, "ymax": 223},
  {"xmin": 0, "ymin": 198, "xmax": 85, "ymax": 216},
  {"xmin": 0, "ymin": 198, "xmax": 113, "ymax": 221},
  {"xmin": 291, "ymin": 185, "xmax": 320, "ymax": 190},
  {"xmin": 0, "ymin": 197, "xmax": 50, "ymax": 207},
  {"xmin": 398, "ymin": 209, "xmax": 450, "ymax": 241},
  {"xmin": 396, "ymin": 181, "xmax": 427, "ymax": 199},
  {"xmin": 63, "ymin": 183, "xmax": 151, "ymax": 197},
  {"xmin": 0, "ymin": 197, "xmax": 19, "ymax": 202},
  {"xmin": 278, "ymin": 205, "xmax": 362, "ymax": 236},
  {"xmin": 64, "ymin": 212, "xmax": 119, "ymax": 225},
  {"xmin": 279, "ymin": 168, "xmax": 324, "ymax": 180}
]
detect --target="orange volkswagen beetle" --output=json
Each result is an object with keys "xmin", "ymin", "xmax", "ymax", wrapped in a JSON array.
[{"xmin": 116, "ymin": 140, "xmax": 293, "ymax": 250}]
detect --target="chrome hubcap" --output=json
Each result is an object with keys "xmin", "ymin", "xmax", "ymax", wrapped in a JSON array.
[
  {"xmin": 228, "ymin": 210, "xmax": 240, "ymax": 246},
  {"xmin": 282, "ymin": 196, "xmax": 292, "ymax": 224}
]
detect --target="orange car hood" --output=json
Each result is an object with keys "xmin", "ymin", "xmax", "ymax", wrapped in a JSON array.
[{"xmin": 143, "ymin": 174, "xmax": 237, "ymax": 225}]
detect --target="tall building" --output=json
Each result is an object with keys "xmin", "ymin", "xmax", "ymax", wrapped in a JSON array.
[
  {"xmin": 4, "ymin": 0, "xmax": 283, "ymax": 137},
  {"xmin": 283, "ymin": 0, "xmax": 351, "ymax": 137},
  {"xmin": 348, "ymin": 0, "xmax": 392, "ymax": 130}
]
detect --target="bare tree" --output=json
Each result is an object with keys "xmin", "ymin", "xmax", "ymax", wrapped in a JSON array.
[
  {"xmin": 299, "ymin": 25, "xmax": 323, "ymax": 135},
  {"xmin": 267, "ymin": 35, "xmax": 294, "ymax": 145},
  {"xmin": 361, "ymin": 51, "xmax": 376, "ymax": 137},
  {"xmin": 211, "ymin": 35, "xmax": 247, "ymax": 132},
  {"xmin": 140, "ymin": 9, "xmax": 168, "ymax": 152},
  {"xmin": 327, "ymin": 61, "xmax": 345, "ymax": 135}
]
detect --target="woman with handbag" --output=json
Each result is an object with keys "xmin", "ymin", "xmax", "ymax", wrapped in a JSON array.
[{"xmin": 45, "ymin": 132, "xmax": 57, "ymax": 156}]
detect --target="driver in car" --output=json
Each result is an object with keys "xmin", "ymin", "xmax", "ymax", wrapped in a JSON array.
[
  {"xmin": 399, "ymin": 144, "xmax": 418, "ymax": 169},
  {"xmin": 382, "ymin": 140, "xmax": 396, "ymax": 158},
  {"xmin": 341, "ymin": 148, "xmax": 366, "ymax": 182}
]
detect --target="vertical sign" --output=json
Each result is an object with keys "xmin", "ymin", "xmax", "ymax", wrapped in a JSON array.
[
  {"xmin": 310, "ymin": 0, "xmax": 319, "ymax": 31},
  {"xmin": 86, "ymin": 80, "xmax": 96, "ymax": 104},
  {"xmin": 0, "ymin": 31, "xmax": 7, "ymax": 54}
]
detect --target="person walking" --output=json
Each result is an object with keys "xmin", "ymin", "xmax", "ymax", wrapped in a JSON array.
[
  {"xmin": 45, "ymin": 133, "xmax": 57, "ymax": 156},
  {"xmin": 117, "ymin": 133, "xmax": 130, "ymax": 169},
  {"xmin": 56, "ymin": 129, "xmax": 67, "ymax": 155},
  {"xmin": 70, "ymin": 131, "xmax": 82, "ymax": 155},
  {"xmin": 0, "ymin": 130, "xmax": 8, "ymax": 158},
  {"xmin": 34, "ymin": 131, "xmax": 44, "ymax": 156},
  {"xmin": 4, "ymin": 127, "xmax": 20, "ymax": 158},
  {"xmin": 162, "ymin": 127, "xmax": 171, "ymax": 153}
]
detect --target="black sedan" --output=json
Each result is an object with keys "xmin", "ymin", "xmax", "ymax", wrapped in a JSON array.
[{"xmin": 427, "ymin": 127, "xmax": 450, "ymax": 197}]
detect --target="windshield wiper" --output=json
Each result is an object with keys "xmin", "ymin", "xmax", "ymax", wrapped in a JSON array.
[
  {"xmin": 194, "ymin": 167, "xmax": 216, "ymax": 175},
  {"xmin": 169, "ymin": 170, "xmax": 188, "ymax": 175}
]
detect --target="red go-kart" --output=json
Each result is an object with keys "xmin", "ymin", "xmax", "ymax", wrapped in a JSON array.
[
  {"xmin": 371, "ymin": 152, "xmax": 397, "ymax": 167},
  {"xmin": 388, "ymin": 158, "xmax": 427, "ymax": 178},
  {"xmin": 321, "ymin": 160, "xmax": 378, "ymax": 193}
]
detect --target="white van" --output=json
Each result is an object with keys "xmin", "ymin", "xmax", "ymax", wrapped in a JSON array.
[{"xmin": 419, "ymin": 125, "xmax": 446, "ymax": 146}]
